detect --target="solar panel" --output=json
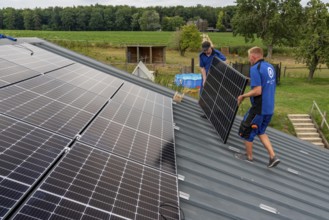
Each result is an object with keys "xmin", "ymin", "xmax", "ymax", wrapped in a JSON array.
[
  {"xmin": 199, "ymin": 57, "xmax": 248, "ymax": 143},
  {"xmin": 0, "ymin": 42, "xmax": 179, "ymax": 219},
  {"xmin": 0, "ymin": 76, "xmax": 108, "ymax": 138},
  {"xmin": 13, "ymin": 142, "xmax": 180, "ymax": 220},
  {"xmin": 0, "ymin": 58, "xmax": 40, "ymax": 88},
  {"xmin": 79, "ymin": 100, "xmax": 176, "ymax": 174},
  {"xmin": 0, "ymin": 114, "xmax": 71, "ymax": 220},
  {"xmin": 113, "ymin": 82, "xmax": 173, "ymax": 123},
  {"xmin": 47, "ymin": 63, "xmax": 124, "ymax": 99},
  {"xmin": 0, "ymin": 43, "xmax": 74, "ymax": 74}
]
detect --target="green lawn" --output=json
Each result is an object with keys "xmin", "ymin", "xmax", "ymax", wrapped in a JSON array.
[
  {"xmin": 208, "ymin": 32, "xmax": 263, "ymax": 47},
  {"xmin": 3, "ymin": 30, "xmax": 173, "ymax": 46},
  {"xmin": 3, "ymin": 30, "xmax": 263, "ymax": 47}
]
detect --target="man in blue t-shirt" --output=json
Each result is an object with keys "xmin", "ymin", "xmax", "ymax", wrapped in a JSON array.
[
  {"xmin": 236, "ymin": 46, "xmax": 280, "ymax": 168},
  {"xmin": 199, "ymin": 41, "xmax": 226, "ymax": 94}
]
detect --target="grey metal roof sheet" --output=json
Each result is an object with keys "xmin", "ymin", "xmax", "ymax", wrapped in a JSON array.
[{"xmin": 16, "ymin": 38, "xmax": 329, "ymax": 220}]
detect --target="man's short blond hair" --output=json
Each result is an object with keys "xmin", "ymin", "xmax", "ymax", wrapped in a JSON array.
[{"xmin": 248, "ymin": 46, "xmax": 263, "ymax": 56}]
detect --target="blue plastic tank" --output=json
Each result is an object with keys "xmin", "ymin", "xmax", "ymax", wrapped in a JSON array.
[{"xmin": 175, "ymin": 73, "xmax": 202, "ymax": 88}]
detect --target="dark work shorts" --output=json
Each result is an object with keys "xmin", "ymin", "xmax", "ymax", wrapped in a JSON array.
[{"xmin": 239, "ymin": 110, "xmax": 273, "ymax": 142}]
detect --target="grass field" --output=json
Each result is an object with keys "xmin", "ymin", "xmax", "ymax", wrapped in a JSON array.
[
  {"xmin": 3, "ymin": 30, "xmax": 266, "ymax": 48},
  {"xmin": 2, "ymin": 30, "xmax": 328, "ymax": 142},
  {"xmin": 3, "ymin": 30, "xmax": 176, "ymax": 46}
]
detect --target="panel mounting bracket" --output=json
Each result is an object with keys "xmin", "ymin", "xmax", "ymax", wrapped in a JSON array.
[
  {"xmin": 178, "ymin": 174, "xmax": 185, "ymax": 181},
  {"xmin": 179, "ymin": 191, "xmax": 190, "ymax": 200},
  {"xmin": 174, "ymin": 126, "xmax": 180, "ymax": 131},
  {"xmin": 75, "ymin": 134, "xmax": 82, "ymax": 140}
]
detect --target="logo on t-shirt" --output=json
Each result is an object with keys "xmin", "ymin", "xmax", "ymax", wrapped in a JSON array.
[{"xmin": 268, "ymin": 67, "xmax": 274, "ymax": 78}]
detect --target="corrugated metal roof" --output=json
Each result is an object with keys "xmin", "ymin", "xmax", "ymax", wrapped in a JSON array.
[{"xmin": 24, "ymin": 39, "xmax": 329, "ymax": 220}]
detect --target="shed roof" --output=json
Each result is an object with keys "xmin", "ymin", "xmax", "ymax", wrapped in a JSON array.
[{"xmin": 9, "ymin": 38, "xmax": 329, "ymax": 220}]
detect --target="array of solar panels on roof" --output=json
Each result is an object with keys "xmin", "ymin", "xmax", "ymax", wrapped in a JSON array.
[
  {"xmin": 199, "ymin": 57, "xmax": 248, "ymax": 143},
  {"xmin": 0, "ymin": 42, "xmax": 180, "ymax": 220}
]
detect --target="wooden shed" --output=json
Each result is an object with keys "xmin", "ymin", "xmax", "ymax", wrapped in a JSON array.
[{"xmin": 126, "ymin": 45, "xmax": 166, "ymax": 64}]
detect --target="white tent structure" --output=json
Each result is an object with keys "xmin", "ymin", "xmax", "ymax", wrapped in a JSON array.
[{"xmin": 132, "ymin": 61, "xmax": 155, "ymax": 82}]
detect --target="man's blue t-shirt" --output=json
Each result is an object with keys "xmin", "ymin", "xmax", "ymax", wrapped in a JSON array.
[
  {"xmin": 199, "ymin": 49, "xmax": 226, "ymax": 74},
  {"xmin": 250, "ymin": 60, "xmax": 276, "ymax": 115}
]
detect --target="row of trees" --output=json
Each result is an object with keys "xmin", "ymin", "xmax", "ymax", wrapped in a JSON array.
[
  {"xmin": 232, "ymin": 0, "xmax": 329, "ymax": 79},
  {"xmin": 0, "ymin": 4, "xmax": 234, "ymax": 31}
]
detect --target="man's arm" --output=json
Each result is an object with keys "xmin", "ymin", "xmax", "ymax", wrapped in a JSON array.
[
  {"xmin": 200, "ymin": 67, "xmax": 207, "ymax": 86},
  {"xmin": 215, "ymin": 50, "xmax": 227, "ymax": 61},
  {"xmin": 237, "ymin": 86, "xmax": 262, "ymax": 105}
]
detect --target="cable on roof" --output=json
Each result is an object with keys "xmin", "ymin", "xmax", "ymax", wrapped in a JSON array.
[{"xmin": 13, "ymin": 44, "xmax": 34, "ymax": 56}]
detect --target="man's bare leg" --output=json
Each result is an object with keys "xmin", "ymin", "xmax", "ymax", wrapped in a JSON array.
[
  {"xmin": 258, "ymin": 134, "xmax": 275, "ymax": 158},
  {"xmin": 244, "ymin": 141, "xmax": 253, "ymax": 160}
]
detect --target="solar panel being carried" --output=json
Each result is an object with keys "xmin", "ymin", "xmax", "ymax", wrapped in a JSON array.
[{"xmin": 199, "ymin": 57, "xmax": 248, "ymax": 143}]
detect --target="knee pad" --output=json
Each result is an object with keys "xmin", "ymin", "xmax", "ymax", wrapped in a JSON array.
[{"xmin": 239, "ymin": 121, "xmax": 253, "ymax": 139}]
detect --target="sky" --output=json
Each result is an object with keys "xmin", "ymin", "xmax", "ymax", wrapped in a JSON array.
[
  {"xmin": 0, "ymin": 0, "xmax": 328, "ymax": 9},
  {"xmin": 0, "ymin": 0, "xmax": 237, "ymax": 9}
]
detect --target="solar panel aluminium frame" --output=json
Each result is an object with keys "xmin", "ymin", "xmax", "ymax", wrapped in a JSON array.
[{"xmin": 199, "ymin": 57, "xmax": 248, "ymax": 143}]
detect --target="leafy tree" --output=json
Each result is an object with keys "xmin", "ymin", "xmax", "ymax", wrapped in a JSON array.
[
  {"xmin": 232, "ymin": 0, "xmax": 303, "ymax": 58},
  {"xmin": 103, "ymin": 6, "xmax": 115, "ymax": 31},
  {"xmin": 115, "ymin": 6, "xmax": 132, "ymax": 31},
  {"xmin": 33, "ymin": 9, "xmax": 42, "ymax": 30},
  {"xmin": 89, "ymin": 7, "xmax": 104, "ymax": 30},
  {"xmin": 162, "ymin": 16, "xmax": 185, "ymax": 31},
  {"xmin": 76, "ymin": 6, "xmax": 90, "ymax": 31},
  {"xmin": 49, "ymin": 7, "xmax": 62, "ymax": 30},
  {"xmin": 216, "ymin": 11, "xmax": 226, "ymax": 31},
  {"xmin": 0, "ymin": 10, "xmax": 3, "ymax": 29},
  {"xmin": 3, "ymin": 8, "xmax": 18, "ymax": 29},
  {"xmin": 295, "ymin": 0, "xmax": 329, "ymax": 80},
  {"xmin": 176, "ymin": 24, "xmax": 201, "ymax": 56},
  {"xmin": 222, "ymin": 6, "xmax": 236, "ymax": 30},
  {"xmin": 23, "ymin": 10, "xmax": 33, "ymax": 30},
  {"xmin": 60, "ymin": 7, "xmax": 76, "ymax": 31},
  {"xmin": 131, "ymin": 12, "xmax": 141, "ymax": 31},
  {"xmin": 139, "ymin": 10, "xmax": 160, "ymax": 31}
]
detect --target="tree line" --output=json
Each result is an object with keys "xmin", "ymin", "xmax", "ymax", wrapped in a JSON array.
[{"xmin": 0, "ymin": 4, "xmax": 235, "ymax": 31}]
